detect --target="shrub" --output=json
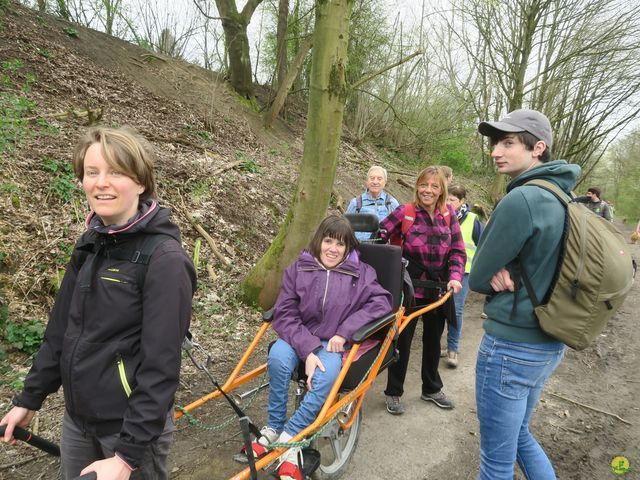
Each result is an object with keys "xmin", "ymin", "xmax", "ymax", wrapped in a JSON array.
[{"xmin": 5, "ymin": 319, "xmax": 45, "ymax": 356}]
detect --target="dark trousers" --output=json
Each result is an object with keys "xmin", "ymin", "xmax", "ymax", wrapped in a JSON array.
[
  {"xmin": 384, "ymin": 297, "xmax": 446, "ymax": 397},
  {"xmin": 60, "ymin": 411, "xmax": 174, "ymax": 480}
]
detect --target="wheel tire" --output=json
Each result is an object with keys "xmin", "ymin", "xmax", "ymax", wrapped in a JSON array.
[{"xmin": 310, "ymin": 402, "xmax": 362, "ymax": 479}]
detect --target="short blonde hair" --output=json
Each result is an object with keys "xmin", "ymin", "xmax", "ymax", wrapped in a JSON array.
[
  {"xmin": 73, "ymin": 126, "xmax": 156, "ymax": 200},
  {"xmin": 414, "ymin": 166, "xmax": 448, "ymax": 212}
]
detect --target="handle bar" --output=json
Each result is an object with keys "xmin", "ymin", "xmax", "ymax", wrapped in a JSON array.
[
  {"xmin": 0, "ymin": 425, "xmax": 97, "ymax": 480},
  {"xmin": 0, "ymin": 424, "xmax": 60, "ymax": 456}
]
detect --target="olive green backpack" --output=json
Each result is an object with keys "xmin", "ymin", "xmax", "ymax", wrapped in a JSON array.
[{"xmin": 518, "ymin": 179, "xmax": 635, "ymax": 350}]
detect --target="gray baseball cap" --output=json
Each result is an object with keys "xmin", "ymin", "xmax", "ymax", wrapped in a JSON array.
[{"xmin": 478, "ymin": 109, "xmax": 553, "ymax": 148}]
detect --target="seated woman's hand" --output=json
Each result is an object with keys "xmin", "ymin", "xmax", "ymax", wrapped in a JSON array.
[
  {"xmin": 305, "ymin": 353, "xmax": 326, "ymax": 390},
  {"xmin": 447, "ymin": 279, "xmax": 462, "ymax": 294},
  {"xmin": 326, "ymin": 335, "xmax": 346, "ymax": 353}
]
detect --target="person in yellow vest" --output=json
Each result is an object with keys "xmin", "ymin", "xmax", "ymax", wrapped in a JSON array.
[{"xmin": 442, "ymin": 184, "xmax": 485, "ymax": 367}]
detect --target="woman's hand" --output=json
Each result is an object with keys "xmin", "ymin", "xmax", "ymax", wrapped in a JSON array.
[
  {"xmin": 80, "ymin": 456, "xmax": 132, "ymax": 480},
  {"xmin": 447, "ymin": 279, "xmax": 462, "ymax": 294},
  {"xmin": 326, "ymin": 335, "xmax": 346, "ymax": 353},
  {"xmin": 304, "ymin": 352, "xmax": 326, "ymax": 391},
  {"xmin": 1, "ymin": 406, "xmax": 36, "ymax": 444},
  {"xmin": 490, "ymin": 268, "xmax": 515, "ymax": 292}
]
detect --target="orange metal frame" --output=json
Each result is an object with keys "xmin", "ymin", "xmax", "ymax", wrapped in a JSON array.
[{"xmin": 175, "ymin": 291, "xmax": 452, "ymax": 480}]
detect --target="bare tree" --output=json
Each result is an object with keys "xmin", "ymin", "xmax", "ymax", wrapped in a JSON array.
[
  {"xmin": 135, "ymin": 1, "xmax": 199, "ymax": 60},
  {"xmin": 440, "ymin": 0, "xmax": 640, "ymax": 173},
  {"xmin": 193, "ymin": 0, "xmax": 265, "ymax": 98}
]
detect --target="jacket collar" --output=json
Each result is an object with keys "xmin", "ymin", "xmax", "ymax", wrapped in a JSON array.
[{"xmin": 85, "ymin": 199, "xmax": 158, "ymax": 235}]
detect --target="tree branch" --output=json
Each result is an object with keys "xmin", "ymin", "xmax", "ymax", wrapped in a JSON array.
[{"xmin": 350, "ymin": 50, "xmax": 423, "ymax": 91}]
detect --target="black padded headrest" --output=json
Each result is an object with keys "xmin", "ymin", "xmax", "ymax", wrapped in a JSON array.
[
  {"xmin": 357, "ymin": 243, "xmax": 403, "ymax": 311},
  {"xmin": 345, "ymin": 213, "xmax": 379, "ymax": 233}
]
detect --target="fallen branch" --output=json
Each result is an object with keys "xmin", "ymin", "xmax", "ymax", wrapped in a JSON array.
[
  {"xmin": 549, "ymin": 422, "xmax": 585, "ymax": 435},
  {"xmin": 397, "ymin": 178, "xmax": 413, "ymax": 190},
  {"xmin": 211, "ymin": 159, "xmax": 244, "ymax": 176},
  {"xmin": 548, "ymin": 391, "xmax": 632, "ymax": 425},
  {"xmin": 146, "ymin": 133, "xmax": 203, "ymax": 150},
  {"xmin": 175, "ymin": 193, "xmax": 230, "ymax": 267},
  {"xmin": 140, "ymin": 53, "xmax": 167, "ymax": 63},
  {"xmin": 0, "ymin": 452, "xmax": 48, "ymax": 470},
  {"xmin": 184, "ymin": 214, "xmax": 230, "ymax": 267}
]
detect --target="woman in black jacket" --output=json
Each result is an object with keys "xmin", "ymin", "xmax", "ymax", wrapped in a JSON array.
[{"xmin": 1, "ymin": 127, "xmax": 196, "ymax": 480}]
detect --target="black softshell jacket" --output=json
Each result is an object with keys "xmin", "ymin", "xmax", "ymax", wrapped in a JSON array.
[{"xmin": 16, "ymin": 204, "xmax": 196, "ymax": 467}]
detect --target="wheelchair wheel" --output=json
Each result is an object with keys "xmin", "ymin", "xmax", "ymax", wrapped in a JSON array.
[{"xmin": 310, "ymin": 398, "xmax": 361, "ymax": 479}]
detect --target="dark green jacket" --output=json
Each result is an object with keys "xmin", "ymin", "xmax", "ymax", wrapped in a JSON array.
[{"xmin": 469, "ymin": 160, "xmax": 581, "ymax": 343}]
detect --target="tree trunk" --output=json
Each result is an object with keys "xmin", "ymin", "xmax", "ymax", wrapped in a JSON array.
[
  {"xmin": 264, "ymin": 35, "xmax": 312, "ymax": 128},
  {"xmin": 56, "ymin": 0, "xmax": 70, "ymax": 20},
  {"xmin": 214, "ymin": 0, "xmax": 263, "ymax": 98},
  {"xmin": 242, "ymin": 0, "xmax": 354, "ymax": 308},
  {"xmin": 275, "ymin": 0, "xmax": 289, "ymax": 90}
]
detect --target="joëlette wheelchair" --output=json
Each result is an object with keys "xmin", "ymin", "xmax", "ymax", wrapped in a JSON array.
[{"xmin": 175, "ymin": 213, "xmax": 453, "ymax": 479}]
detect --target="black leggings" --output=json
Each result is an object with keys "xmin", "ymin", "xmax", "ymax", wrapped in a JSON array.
[{"xmin": 384, "ymin": 297, "xmax": 446, "ymax": 397}]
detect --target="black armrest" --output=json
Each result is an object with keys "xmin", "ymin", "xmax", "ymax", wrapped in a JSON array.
[
  {"xmin": 262, "ymin": 309, "xmax": 274, "ymax": 322},
  {"xmin": 351, "ymin": 311, "xmax": 396, "ymax": 343}
]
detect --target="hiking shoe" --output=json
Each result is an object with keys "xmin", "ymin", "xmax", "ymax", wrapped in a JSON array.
[
  {"xmin": 480, "ymin": 312, "xmax": 488, "ymax": 319},
  {"xmin": 277, "ymin": 446, "xmax": 303, "ymax": 480},
  {"xmin": 446, "ymin": 351, "xmax": 458, "ymax": 368},
  {"xmin": 234, "ymin": 426, "xmax": 279, "ymax": 464},
  {"xmin": 421, "ymin": 391, "xmax": 455, "ymax": 409},
  {"xmin": 385, "ymin": 395, "xmax": 405, "ymax": 415},
  {"xmin": 440, "ymin": 347, "xmax": 448, "ymax": 358},
  {"xmin": 257, "ymin": 426, "xmax": 279, "ymax": 447}
]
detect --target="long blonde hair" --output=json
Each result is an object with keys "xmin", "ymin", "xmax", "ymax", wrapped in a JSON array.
[{"xmin": 413, "ymin": 166, "xmax": 448, "ymax": 213}]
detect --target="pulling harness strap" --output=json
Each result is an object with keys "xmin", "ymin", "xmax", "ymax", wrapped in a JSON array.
[{"xmin": 182, "ymin": 332, "xmax": 262, "ymax": 439}]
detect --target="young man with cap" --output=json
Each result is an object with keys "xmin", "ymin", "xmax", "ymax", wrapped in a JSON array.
[{"xmin": 469, "ymin": 109, "xmax": 581, "ymax": 479}]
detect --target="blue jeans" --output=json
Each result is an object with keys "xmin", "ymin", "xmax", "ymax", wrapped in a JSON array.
[
  {"xmin": 267, "ymin": 339, "xmax": 342, "ymax": 436},
  {"xmin": 475, "ymin": 334, "xmax": 565, "ymax": 480},
  {"xmin": 448, "ymin": 273, "xmax": 470, "ymax": 352}
]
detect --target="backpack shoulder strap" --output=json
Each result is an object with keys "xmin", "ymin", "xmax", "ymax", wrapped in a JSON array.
[
  {"xmin": 523, "ymin": 179, "xmax": 570, "ymax": 206},
  {"xmin": 128, "ymin": 233, "xmax": 175, "ymax": 287},
  {"xmin": 401, "ymin": 203, "xmax": 416, "ymax": 237},
  {"xmin": 440, "ymin": 204, "xmax": 452, "ymax": 228},
  {"xmin": 356, "ymin": 194, "xmax": 363, "ymax": 213},
  {"xmin": 385, "ymin": 194, "xmax": 396, "ymax": 213}
]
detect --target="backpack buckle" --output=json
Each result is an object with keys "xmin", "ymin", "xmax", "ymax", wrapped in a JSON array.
[{"xmin": 131, "ymin": 251, "xmax": 141, "ymax": 263}]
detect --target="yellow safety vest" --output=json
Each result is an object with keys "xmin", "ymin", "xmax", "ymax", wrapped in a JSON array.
[{"xmin": 459, "ymin": 211, "xmax": 478, "ymax": 274}]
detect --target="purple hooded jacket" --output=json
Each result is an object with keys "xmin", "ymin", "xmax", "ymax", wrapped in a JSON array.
[{"xmin": 273, "ymin": 249, "xmax": 393, "ymax": 361}]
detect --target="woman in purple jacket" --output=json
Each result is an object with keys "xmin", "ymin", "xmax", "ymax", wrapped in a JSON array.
[
  {"xmin": 381, "ymin": 166, "xmax": 466, "ymax": 415},
  {"xmin": 253, "ymin": 215, "xmax": 392, "ymax": 479}
]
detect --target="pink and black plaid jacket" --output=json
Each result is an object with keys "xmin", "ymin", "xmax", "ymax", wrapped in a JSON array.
[{"xmin": 380, "ymin": 203, "xmax": 466, "ymax": 299}]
